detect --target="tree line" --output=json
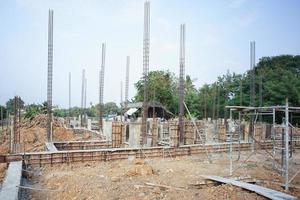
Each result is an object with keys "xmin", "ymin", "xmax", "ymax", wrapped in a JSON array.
[
  {"xmin": 1, "ymin": 55, "xmax": 299, "ymax": 121},
  {"xmin": 134, "ymin": 55, "xmax": 300, "ymax": 120}
]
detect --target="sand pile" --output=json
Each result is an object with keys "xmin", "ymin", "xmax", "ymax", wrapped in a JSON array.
[
  {"xmin": 17, "ymin": 114, "xmax": 66, "ymax": 152},
  {"xmin": 1, "ymin": 114, "xmax": 100, "ymax": 153},
  {"xmin": 20, "ymin": 114, "xmax": 64, "ymax": 129},
  {"xmin": 18, "ymin": 114, "xmax": 76, "ymax": 152},
  {"xmin": 126, "ymin": 159, "xmax": 155, "ymax": 176},
  {"xmin": 0, "ymin": 129, "xmax": 9, "ymax": 184}
]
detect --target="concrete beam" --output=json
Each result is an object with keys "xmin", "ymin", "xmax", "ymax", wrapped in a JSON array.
[{"xmin": 0, "ymin": 161, "xmax": 22, "ymax": 200}]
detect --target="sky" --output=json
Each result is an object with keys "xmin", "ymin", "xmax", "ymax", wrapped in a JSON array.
[{"xmin": 0, "ymin": 0, "xmax": 300, "ymax": 108}]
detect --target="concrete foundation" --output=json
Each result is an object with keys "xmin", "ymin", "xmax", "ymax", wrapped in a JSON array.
[{"xmin": 0, "ymin": 161, "xmax": 22, "ymax": 200}]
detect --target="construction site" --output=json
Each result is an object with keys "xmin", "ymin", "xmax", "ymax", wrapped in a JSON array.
[{"xmin": 1, "ymin": 1, "xmax": 300, "ymax": 200}]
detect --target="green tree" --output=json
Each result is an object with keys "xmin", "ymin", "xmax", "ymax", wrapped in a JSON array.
[
  {"xmin": 5, "ymin": 97, "xmax": 25, "ymax": 114},
  {"xmin": 0, "ymin": 105, "xmax": 7, "ymax": 120},
  {"xmin": 103, "ymin": 102, "xmax": 119, "ymax": 115},
  {"xmin": 24, "ymin": 104, "xmax": 42, "ymax": 119},
  {"xmin": 134, "ymin": 70, "xmax": 178, "ymax": 113}
]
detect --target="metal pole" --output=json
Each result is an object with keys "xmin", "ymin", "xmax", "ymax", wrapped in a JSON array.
[{"xmin": 284, "ymin": 98, "xmax": 289, "ymax": 190}]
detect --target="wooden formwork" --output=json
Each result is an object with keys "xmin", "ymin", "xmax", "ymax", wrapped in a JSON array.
[
  {"xmin": 1, "ymin": 140, "xmax": 300, "ymax": 167},
  {"xmin": 170, "ymin": 120, "xmax": 206, "ymax": 146},
  {"xmin": 54, "ymin": 141, "xmax": 112, "ymax": 151},
  {"xmin": 112, "ymin": 122, "xmax": 123, "ymax": 148},
  {"xmin": 184, "ymin": 121, "xmax": 195, "ymax": 145},
  {"xmin": 151, "ymin": 118, "xmax": 158, "ymax": 146},
  {"xmin": 169, "ymin": 121, "xmax": 179, "ymax": 147},
  {"xmin": 218, "ymin": 124, "xmax": 226, "ymax": 141},
  {"xmin": 184, "ymin": 121, "xmax": 206, "ymax": 145},
  {"xmin": 254, "ymin": 124, "xmax": 264, "ymax": 141}
]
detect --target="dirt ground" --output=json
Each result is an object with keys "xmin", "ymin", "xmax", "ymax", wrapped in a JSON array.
[{"xmin": 26, "ymin": 150, "xmax": 300, "ymax": 200}]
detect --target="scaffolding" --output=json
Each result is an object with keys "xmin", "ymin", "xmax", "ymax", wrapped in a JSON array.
[{"xmin": 226, "ymin": 99, "xmax": 300, "ymax": 190}]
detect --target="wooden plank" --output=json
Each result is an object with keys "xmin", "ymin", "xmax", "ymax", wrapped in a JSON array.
[{"xmin": 203, "ymin": 175, "xmax": 296, "ymax": 200}]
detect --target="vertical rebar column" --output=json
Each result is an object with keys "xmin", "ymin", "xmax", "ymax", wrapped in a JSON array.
[
  {"xmin": 179, "ymin": 24, "xmax": 185, "ymax": 145},
  {"xmin": 284, "ymin": 98, "xmax": 289, "ymax": 190},
  {"xmin": 240, "ymin": 79, "xmax": 243, "ymax": 106},
  {"xmin": 259, "ymin": 74, "xmax": 263, "ymax": 121},
  {"xmin": 120, "ymin": 81, "xmax": 123, "ymax": 122},
  {"xmin": 141, "ymin": 1, "xmax": 150, "ymax": 146},
  {"xmin": 125, "ymin": 56, "xmax": 130, "ymax": 110},
  {"xmin": 84, "ymin": 77, "xmax": 87, "ymax": 125},
  {"xmin": 68, "ymin": 72, "xmax": 71, "ymax": 125},
  {"xmin": 212, "ymin": 85, "xmax": 216, "ymax": 120},
  {"xmin": 250, "ymin": 41, "xmax": 256, "ymax": 107},
  {"xmin": 249, "ymin": 41, "xmax": 255, "ymax": 144},
  {"xmin": 229, "ymin": 108, "xmax": 233, "ymax": 176},
  {"xmin": 81, "ymin": 69, "xmax": 85, "ymax": 127},
  {"xmin": 47, "ymin": 9, "xmax": 54, "ymax": 142},
  {"xmin": 13, "ymin": 96, "xmax": 17, "ymax": 153},
  {"xmin": 99, "ymin": 43, "xmax": 106, "ymax": 131},
  {"xmin": 0, "ymin": 106, "xmax": 3, "ymax": 130},
  {"xmin": 204, "ymin": 90, "xmax": 207, "ymax": 119},
  {"xmin": 18, "ymin": 96, "xmax": 21, "ymax": 148},
  {"xmin": 13, "ymin": 96, "xmax": 21, "ymax": 153},
  {"xmin": 216, "ymin": 85, "xmax": 220, "ymax": 119},
  {"xmin": 272, "ymin": 108, "xmax": 276, "ymax": 168}
]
